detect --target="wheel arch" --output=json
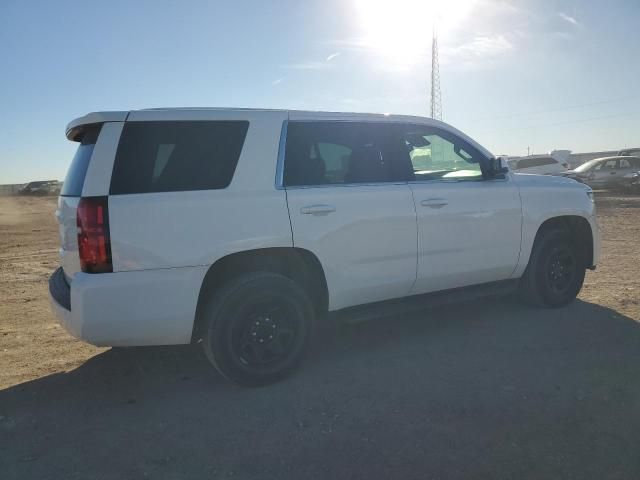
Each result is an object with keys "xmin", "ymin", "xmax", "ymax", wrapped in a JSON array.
[
  {"xmin": 530, "ymin": 215, "xmax": 594, "ymax": 269},
  {"xmin": 191, "ymin": 247, "xmax": 329, "ymax": 343}
]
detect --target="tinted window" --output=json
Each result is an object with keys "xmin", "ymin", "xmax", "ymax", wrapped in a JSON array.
[
  {"xmin": 629, "ymin": 157, "xmax": 640, "ymax": 168},
  {"xmin": 619, "ymin": 157, "xmax": 640, "ymax": 169},
  {"xmin": 110, "ymin": 121, "xmax": 249, "ymax": 194},
  {"xmin": 61, "ymin": 125, "xmax": 102, "ymax": 197},
  {"xmin": 400, "ymin": 125, "xmax": 485, "ymax": 181},
  {"xmin": 595, "ymin": 159, "xmax": 618, "ymax": 170},
  {"xmin": 284, "ymin": 122, "xmax": 396, "ymax": 186}
]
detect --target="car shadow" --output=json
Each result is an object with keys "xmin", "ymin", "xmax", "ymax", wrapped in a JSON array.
[{"xmin": 2, "ymin": 298, "xmax": 640, "ymax": 480}]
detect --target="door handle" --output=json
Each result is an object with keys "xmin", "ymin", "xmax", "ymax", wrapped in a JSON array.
[
  {"xmin": 420, "ymin": 198, "xmax": 448, "ymax": 208},
  {"xmin": 300, "ymin": 204, "xmax": 336, "ymax": 215},
  {"xmin": 610, "ymin": 171, "xmax": 617, "ymax": 175}
]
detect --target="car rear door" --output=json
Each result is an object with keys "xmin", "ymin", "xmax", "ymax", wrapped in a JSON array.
[
  {"xmin": 283, "ymin": 117, "xmax": 417, "ymax": 311},
  {"xmin": 618, "ymin": 157, "xmax": 640, "ymax": 185},
  {"xmin": 395, "ymin": 123, "xmax": 522, "ymax": 294}
]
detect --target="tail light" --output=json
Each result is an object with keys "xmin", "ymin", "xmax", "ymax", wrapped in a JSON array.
[{"xmin": 77, "ymin": 196, "xmax": 112, "ymax": 273}]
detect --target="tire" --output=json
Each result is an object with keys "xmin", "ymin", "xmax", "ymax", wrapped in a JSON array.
[
  {"xmin": 518, "ymin": 228, "xmax": 586, "ymax": 308},
  {"xmin": 201, "ymin": 272, "xmax": 314, "ymax": 387}
]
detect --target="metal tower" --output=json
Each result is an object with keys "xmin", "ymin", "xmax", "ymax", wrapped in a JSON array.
[{"xmin": 430, "ymin": 27, "xmax": 442, "ymax": 120}]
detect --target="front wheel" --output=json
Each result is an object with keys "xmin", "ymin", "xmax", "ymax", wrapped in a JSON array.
[
  {"xmin": 201, "ymin": 272, "xmax": 314, "ymax": 387},
  {"xmin": 518, "ymin": 229, "xmax": 586, "ymax": 307}
]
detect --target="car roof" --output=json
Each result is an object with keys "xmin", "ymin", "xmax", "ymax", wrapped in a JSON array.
[
  {"xmin": 66, "ymin": 108, "xmax": 496, "ymax": 160},
  {"xmin": 67, "ymin": 107, "xmax": 453, "ymax": 132},
  {"xmin": 66, "ymin": 108, "xmax": 495, "ymax": 160},
  {"xmin": 593, "ymin": 156, "xmax": 640, "ymax": 161}
]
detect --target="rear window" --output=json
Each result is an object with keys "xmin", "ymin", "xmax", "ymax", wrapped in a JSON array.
[
  {"xmin": 516, "ymin": 157, "xmax": 557, "ymax": 169},
  {"xmin": 110, "ymin": 121, "xmax": 249, "ymax": 195},
  {"xmin": 60, "ymin": 125, "xmax": 102, "ymax": 197}
]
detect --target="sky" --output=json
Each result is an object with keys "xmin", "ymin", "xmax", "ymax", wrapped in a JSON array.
[{"xmin": 1, "ymin": 0, "xmax": 639, "ymax": 183}]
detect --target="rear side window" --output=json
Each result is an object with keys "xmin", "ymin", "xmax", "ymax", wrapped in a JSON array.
[
  {"xmin": 61, "ymin": 125, "xmax": 102, "ymax": 197},
  {"xmin": 284, "ymin": 122, "xmax": 396, "ymax": 187},
  {"xmin": 620, "ymin": 157, "xmax": 640, "ymax": 168},
  {"xmin": 110, "ymin": 121, "xmax": 249, "ymax": 194}
]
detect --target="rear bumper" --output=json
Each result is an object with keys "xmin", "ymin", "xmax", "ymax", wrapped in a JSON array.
[
  {"xmin": 48, "ymin": 265, "xmax": 208, "ymax": 347},
  {"xmin": 49, "ymin": 267, "xmax": 71, "ymax": 310}
]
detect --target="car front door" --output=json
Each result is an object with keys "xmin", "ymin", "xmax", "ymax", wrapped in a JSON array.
[
  {"xmin": 396, "ymin": 124, "xmax": 522, "ymax": 294},
  {"xmin": 283, "ymin": 119, "xmax": 417, "ymax": 311},
  {"xmin": 591, "ymin": 159, "xmax": 619, "ymax": 186}
]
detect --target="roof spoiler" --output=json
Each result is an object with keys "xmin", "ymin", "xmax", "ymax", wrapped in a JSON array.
[{"xmin": 66, "ymin": 111, "xmax": 129, "ymax": 141}]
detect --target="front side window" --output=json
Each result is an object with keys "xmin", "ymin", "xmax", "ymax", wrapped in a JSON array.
[
  {"xmin": 284, "ymin": 122, "xmax": 395, "ymax": 187},
  {"xmin": 402, "ymin": 126, "xmax": 485, "ymax": 181},
  {"xmin": 110, "ymin": 121, "xmax": 249, "ymax": 195},
  {"xmin": 595, "ymin": 159, "xmax": 618, "ymax": 171}
]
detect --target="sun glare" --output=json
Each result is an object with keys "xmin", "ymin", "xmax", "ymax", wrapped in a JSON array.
[{"xmin": 354, "ymin": 0, "xmax": 476, "ymax": 66}]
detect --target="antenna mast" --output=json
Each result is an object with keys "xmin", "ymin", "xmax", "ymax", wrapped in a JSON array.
[{"xmin": 430, "ymin": 26, "xmax": 442, "ymax": 120}]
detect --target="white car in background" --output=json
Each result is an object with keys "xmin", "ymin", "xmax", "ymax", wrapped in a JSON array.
[
  {"xmin": 508, "ymin": 155, "xmax": 569, "ymax": 175},
  {"xmin": 619, "ymin": 147, "xmax": 640, "ymax": 156}
]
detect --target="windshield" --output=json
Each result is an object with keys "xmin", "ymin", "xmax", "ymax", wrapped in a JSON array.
[{"xmin": 574, "ymin": 159, "xmax": 601, "ymax": 173}]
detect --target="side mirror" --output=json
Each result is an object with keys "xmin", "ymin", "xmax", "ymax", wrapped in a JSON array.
[{"xmin": 489, "ymin": 156, "xmax": 510, "ymax": 177}]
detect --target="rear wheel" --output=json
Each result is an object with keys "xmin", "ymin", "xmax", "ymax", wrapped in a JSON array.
[
  {"xmin": 518, "ymin": 229, "xmax": 586, "ymax": 307},
  {"xmin": 201, "ymin": 272, "xmax": 314, "ymax": 387}
]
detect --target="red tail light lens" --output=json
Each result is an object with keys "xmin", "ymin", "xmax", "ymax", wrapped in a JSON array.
[{"xmin": 77, "ymin": 196, "xmax": 112, "ymax": 273}]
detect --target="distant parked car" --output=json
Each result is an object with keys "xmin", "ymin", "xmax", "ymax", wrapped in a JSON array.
[
  {"xmin": 19, "ymin": 180, "xmax": 61, "ymax": 195},
  {"xmin": 508, "ymin": 155, "xmax": 569, "ymax": 175},
  {"xmin": 618, "ymin": 148, "xmax": 640, "ymax": 157},
  {"xmin": 563, "ymin": 156, "xmax": 640, "ymax": 189}
]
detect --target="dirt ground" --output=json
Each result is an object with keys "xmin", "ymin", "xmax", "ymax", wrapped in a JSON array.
[
  {"xmin": 0, "ymin": 196, "xmax": 106, "ymax": 388},
  {"xmin": 1, "ymin": 193, "xmax": 639, "ymax": 479}
]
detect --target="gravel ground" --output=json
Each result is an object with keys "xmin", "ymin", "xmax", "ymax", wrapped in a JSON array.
[{"xmin": 0, "ymin": 193, "xmax": 639, "ymax": 479}]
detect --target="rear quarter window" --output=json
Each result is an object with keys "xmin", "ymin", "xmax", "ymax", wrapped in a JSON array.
[
  {"xmin": 61, "ymin": 125, "xmax": 102, "ymax": 197},
  {"xmin": 109, "ymin": 121, "xmax": 249, "ymax": 195}
]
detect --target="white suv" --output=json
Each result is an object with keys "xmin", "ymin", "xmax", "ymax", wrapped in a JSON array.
[
  {"xmin": 49, "ymin": 108, "xmax": 600, "ymax": 386},
  {"xmin": 507, "ymin": 155, "xmax": 569, "ymax": 175}
]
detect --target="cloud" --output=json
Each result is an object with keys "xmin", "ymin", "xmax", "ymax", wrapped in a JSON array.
[
  {"xmin": 284, "ymin": 61, "xmax": 332, "ymax": 70},
  {"xmin": 558, "ymin": 12, "xmax": 579, "ymax": 26},
  {"xmin": 284, "ymin": 52, "xmax": 342, "ymax": 70},
  {"xmin": 444, "ymin": 35, "xmax": 514, "ymax": 62},
  {"xmin": 271, "ymin": 77, "xmax": 284, "ymax": 85}
]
